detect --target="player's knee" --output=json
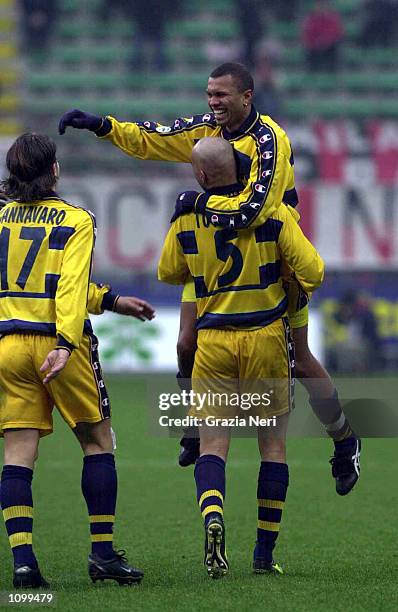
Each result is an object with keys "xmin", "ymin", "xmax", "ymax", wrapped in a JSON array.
[
  {"xmin": 199, "ymin": 431, "xmax": 230, "ymax": 461},
  {"xmin": 295, "ymin": 359, "xmax": 308, "ymax": 379},
  {"xmin": 295, "ymin": 349, "xmax": 320, "ymax": 379},
  {"xmin": 74, "ymin": 420, "xmax": 113, "ymax": 454},
  {"xmin": 259, "ymin": 441, "xmax": 286, "ymax": 463},
  {"xmin": 258, "ymin": 427, "xmax": 286, "ymax": 463},
  {"xmin": 3, "ymin": 430, "xmax": 39, "ymax": 469}
]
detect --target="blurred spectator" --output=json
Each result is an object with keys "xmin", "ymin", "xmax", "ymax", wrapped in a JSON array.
[
  {"xmin": 20, "ymin": 0, "xmax": 57, "ymax": 57},
  {"xmin": 270, "ymin": 0, "xmax": 301, "ymax": 21},
  {"xmin": 301, "ymin": 0, "xmax": 344, "ymax": 72},
  {"xmin": 328, "ymin": 291, "xmax": 383, "ymax": 373},
  {"xmin": 235, "ymin": 0, "xmax": 263, "ymax": 69},
  {"xmin": 254, "ymin": 53, "xmax": 283, "ymax": 119},
  {"xmin": 97, "ymin": 0, "xmax": 181, "ymax": 72},
  {"xmin": 357, "ymin": 0, "xmax": 398, "ymax": 47}
]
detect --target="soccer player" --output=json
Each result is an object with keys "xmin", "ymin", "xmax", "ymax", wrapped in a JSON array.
[
  {"xmin": 158, "ymin": 137, "xmax": 325, "ymax": 576},
  {"xmin": 58, "ymin": 62, "xmax": 361, "ymax": 495},
  {"xmin": 0, "ymin": 133, "xmax": 154, "ymax": 588}
]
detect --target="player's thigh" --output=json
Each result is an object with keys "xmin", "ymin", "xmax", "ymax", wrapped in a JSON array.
[
  {"xmin": 193, "ymin": 329, "xmax": 238, "ymax": 380},
  {"xmin": 44, "ymin": 334, "xmax": 111, "ymax": 430},
  {"xmin": 239, "ymin": 319, "xmax": 294, "ymax": 418},
  {"xmin": 192, "ymin": 330, "xmax": 239, "ymax": 419},
  {"xmin": 291, "ymin": 322, "xmax": 314, "ymax": 368},
  {"xmin": 0, "ymin": 334, "xmax": 53, "ymax": 437}
]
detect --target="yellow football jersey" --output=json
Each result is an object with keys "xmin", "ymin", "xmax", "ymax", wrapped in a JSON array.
[
  {"xmin": 100, "ymin": 106, "xmax": 297, "ymax": 229},
  {"xmin": 87, "ymin": 282, "xmax": 117, "ymax": 315},
  {"xmin": 0, "ymin": 195, "xmax": 96, "ymax": 350},
  {"xmin": 158, "ymin": 193, "xmax": 324, "ymax": 330},
  {"xmin": 181, "ymin": 277, "xmax": 196, "ymax": 303}
]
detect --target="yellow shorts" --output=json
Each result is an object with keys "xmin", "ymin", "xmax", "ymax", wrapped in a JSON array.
[
  {"xmin": 285, "ymin": 275, "xmax": 309, "ymax": 329},
  {"xmin": 182, "ymin": 277, "xmax": 308, "ymax": 329},
  {"xmin": 191, "ymin": 318, "xmax": 294, "ymax": 419},
  {"xmin": 0, "ymin": 333, "xmax": 111, "ymax": 437},
  {"xmin": 288, "ymin": 304, "xmax": 308, "ymax": 329}
]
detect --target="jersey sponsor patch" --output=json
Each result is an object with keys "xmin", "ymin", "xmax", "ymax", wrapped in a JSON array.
[{"xmin": 156, "ymin": 125, "xmax": 172, "ymax": 133}]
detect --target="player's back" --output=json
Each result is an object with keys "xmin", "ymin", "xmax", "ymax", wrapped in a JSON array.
[
  {"xmin": 0, "ymin": 195, "xmax": 95, "ymax": 341},
  {"xmin": 159, "ymin": 203, "xmax": 324, "ymax": 330},
  {"xmin": 177, "ymin": 214, "xmax": 285, "ymax": 329}
]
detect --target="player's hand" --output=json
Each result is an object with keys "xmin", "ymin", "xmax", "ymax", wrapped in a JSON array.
[
  {"xmin": 170, "ymin": 191, "xmax": 199, "ymax": 223},
  {"xmin": 114, "ymin": 296, "xmax": 155, "ymax": 321},
  {"xmin": 58, "ymin": 109, "xmax": 103, "ymax": 135},
  {"xmin": 40, "ymin": 348, "xmax": 71, "ymax": 384}
]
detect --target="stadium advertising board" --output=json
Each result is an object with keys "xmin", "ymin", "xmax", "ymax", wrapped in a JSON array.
[
  {"xmin": 91, "ymin": 309, "xmax": 323, "ymax": 372},
  {"xmin": 60, "ymin": 176, "xmax": 398, "ymax": 272}
]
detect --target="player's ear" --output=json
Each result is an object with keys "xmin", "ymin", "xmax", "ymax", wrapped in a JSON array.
[
  {"xmin": 243, "ymin": 89, "xmax": 253, "ymax": 107},
  {"xmin": 200, "ymin": 169, "xmax": 208, "ymax": 188},
  {"xmin": 53, "ymin": 161, "xmax": 60, "ymax": 179}
]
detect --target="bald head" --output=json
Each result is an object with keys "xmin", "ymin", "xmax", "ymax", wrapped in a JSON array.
[{"xmin": 191, "ymin": 137, "xmax": 238, "ymax": 190}]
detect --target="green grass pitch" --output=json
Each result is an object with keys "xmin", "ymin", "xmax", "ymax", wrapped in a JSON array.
[{"xmin": 0, "ymin": 374, "xmax": 397, "ymax": 612}]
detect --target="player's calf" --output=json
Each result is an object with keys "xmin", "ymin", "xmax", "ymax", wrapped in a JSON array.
[
  {"xmin": 254, "ymin": 451, "xmax": 289, "ymax": 575},
  {"xmin": 194, "ymin": 452, "xmax": 229, "ymax": 577},
  {"xmin": 1, "ymin": 461, "xmax": 45, "ymax": 586}
]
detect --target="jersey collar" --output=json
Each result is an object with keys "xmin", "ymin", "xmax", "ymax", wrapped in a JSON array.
[
  {"xmin": 205, "ymin": 182, "xmax": 244, "ymax": 196},
  {"xmin": 41, "ymin": 190, "xmax": 60, "ymax": 200},
  {"xmin": 221, "ymin": 105, "xmax": 259, "ymax": 141}
]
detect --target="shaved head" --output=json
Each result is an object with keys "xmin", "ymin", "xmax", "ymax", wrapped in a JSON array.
[{"xmin": 191, "ymin": 137, "xmax": 237, "ymax": 190}]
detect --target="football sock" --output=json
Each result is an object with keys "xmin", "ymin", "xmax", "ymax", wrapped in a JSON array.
[
  {"xmin": 309, "ymin": 389, "xmax": 353, "ymax": 441},
  {"xmin": 81, "ymin": 453, "xmax": 117, "ymax": 560},
  {"xmin": 194, "ymin": 454, "xmax": 225, "ymax": 526},
  {"xmin": 256, "ymin": 461, "xmax": 289, "ymax": 563},
  {"xmin": 1, "ymin": 465, "xmax": 38, "ymax": 568}
]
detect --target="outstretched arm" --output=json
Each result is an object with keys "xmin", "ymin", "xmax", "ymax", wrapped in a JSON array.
[{"xmin": 59, "ymin": 109, "xmax": 217, "ymax": 163}]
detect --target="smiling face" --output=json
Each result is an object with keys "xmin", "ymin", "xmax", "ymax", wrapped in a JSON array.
[{"xmin": 206, "ymin": 74, "xmax": 253, "ymax": 133}]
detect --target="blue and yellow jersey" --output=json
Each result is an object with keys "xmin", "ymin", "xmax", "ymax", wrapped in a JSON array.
[
  {"xmin": 181, "ymin": 277, "xmax": 196, "ymax": 303},
  {"xmin": 0, "ymin": 194, "xmax": 98, "ymax": 351},
  {"xmin": 158, "ymin": 187, "xmax": 324, "ymax": 330},
  {"xmin": 100, "ymin": 106, "xmax": 297, "ymax": 229}
]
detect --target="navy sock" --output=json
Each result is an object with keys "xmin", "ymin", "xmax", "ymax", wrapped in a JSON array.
[
  {"xmin": 255, "ymin": 461, "xmax": 289, "ymax": 563},
  {"xmin": 334, "ymin": 436, "xmax": 357, "ymax": 453},
  {"xmin": 310, "ymin": 389, "xmax": 353, "ymax": 441},
  {"xmin": 1, "ymin": 465, "xmax": 38, "ymax": 568},
  {"xmin": 81, "ymin": 453, "xmax": 117, "ymax": 560},
  {"xmin": 194, "ymin": 454, "xmax": 225, "ymax": 526}
]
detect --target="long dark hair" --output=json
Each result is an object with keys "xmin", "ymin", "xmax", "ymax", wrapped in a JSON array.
[{"xmin": 1, "ymin": 133, "xmax": 57, "ymax": 202}]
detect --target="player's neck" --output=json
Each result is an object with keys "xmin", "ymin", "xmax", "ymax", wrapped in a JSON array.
[
  {"xmin": 205, "ymin": 174, "xmax": 239, "ymax": 190},
  {"xmin": 225, "ymin": 106, "xmax": 252, "ymax": 133}
]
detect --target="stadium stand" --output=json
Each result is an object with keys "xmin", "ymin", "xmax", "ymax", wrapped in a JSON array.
[
  {"xmin": 20, "ymin": 0, "xmax": 398, "ymax": 169},
  {"xmin": 0, "ymin": 0, "xmax": 21, "ymax": 135}
]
